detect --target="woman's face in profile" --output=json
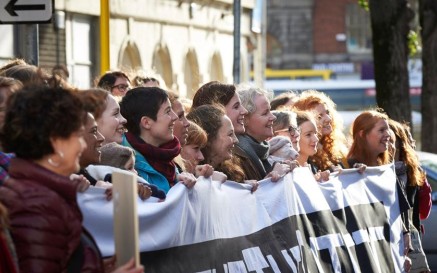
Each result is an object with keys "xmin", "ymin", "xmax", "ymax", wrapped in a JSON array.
[
  {"xmin": 97, "ymin": 95, "xmax": 127, "ymax": 145},
  {"xmin": 80, "ymin": 113, "xmax": 105, "ymax": 168}
]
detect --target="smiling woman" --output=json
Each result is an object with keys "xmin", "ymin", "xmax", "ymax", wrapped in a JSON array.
[
  {"xmin": 347, "ymin": 109, "xmax": 391, "ymax": 167},
  {"xmin": 0, "ymin": 86, "xmax": 104, "ymax": 272},
  {"xmin": 120, "ymin": 87, "xmax": 186, "ymax": 193},
  {"xmin": 187, "ymin": 105, "xmax": 238, "ymax": 168},
  {"xmin": 97, "ymin": 71, "xmax": 131, "ymax": 97},
  {"xmin": 293, "ymin": 89, "xmax": 348, "ymax": 172}
]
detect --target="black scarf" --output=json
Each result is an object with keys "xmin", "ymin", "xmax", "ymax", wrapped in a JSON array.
[{"xmin": 236, "ymin": 134, "xmax": 271, "ymax": 177}]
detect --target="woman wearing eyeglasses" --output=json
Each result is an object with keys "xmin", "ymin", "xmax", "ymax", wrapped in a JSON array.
[
  {"xmin": 272, "ymin": 110, "xmax": 301, "ymax": 152},
  {"xmin": 97, "ymin": 71, "xmax": 131, "ymax": 97}
]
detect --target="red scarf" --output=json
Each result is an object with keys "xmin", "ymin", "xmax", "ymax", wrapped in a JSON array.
[{"xmin": 125, "ymin": 132, "xmax": 181, "ymax": 187}]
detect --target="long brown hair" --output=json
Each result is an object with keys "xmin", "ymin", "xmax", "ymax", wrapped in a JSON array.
[
  {"xmin": 389, "ymin": 119, "xmax": 424, "ymax": 186},
  {"xmin": 187, "ymin": 105, "xmax": 245, "ymax": 182},
  {"xmin": 347, "ymin": 110, "xmax": 391, "ymax": 166}
]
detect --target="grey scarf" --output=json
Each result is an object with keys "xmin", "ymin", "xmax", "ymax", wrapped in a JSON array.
[{"xmin": 237, "ymin": 134, "xmax": 271, "ymax": 177}]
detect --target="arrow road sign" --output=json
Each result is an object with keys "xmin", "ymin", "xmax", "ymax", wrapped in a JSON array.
[{"xmin": 0, "ymin": 0, "xmax": 53, "ymax": 24}]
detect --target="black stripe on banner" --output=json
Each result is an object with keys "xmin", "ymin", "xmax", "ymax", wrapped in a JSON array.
[{"xmin": 140, "ymin": 202, "xmax": 395, "ymax": 273}]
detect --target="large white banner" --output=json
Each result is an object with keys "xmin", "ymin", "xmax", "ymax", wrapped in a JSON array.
[{"xmin": 78, "ymin": 164, "xmax": 405, "ymax": 272}]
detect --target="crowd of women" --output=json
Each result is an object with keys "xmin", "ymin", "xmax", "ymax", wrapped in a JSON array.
[{"xmin": 0, "ymin": 59, "xmax": 432, "ymax": 273}]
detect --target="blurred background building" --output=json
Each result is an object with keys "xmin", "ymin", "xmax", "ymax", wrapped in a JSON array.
[
  {"xmin": 0, "ymin": 0, "xmax": 255, "ymax": 97},
  {"xmin": 0, "ymin": 0, "xmax": 422, "ymax": 94}
]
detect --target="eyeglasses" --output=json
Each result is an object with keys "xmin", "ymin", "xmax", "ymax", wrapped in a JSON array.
[
  {"xmin": 111, "ymin": 84, "xmax": 130, "ymax": 92},
  {"xmin": 275, "ymin": 125, "xmax": 300, "ymax": 137}
]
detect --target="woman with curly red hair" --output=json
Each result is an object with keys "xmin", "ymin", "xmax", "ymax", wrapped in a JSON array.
[{"xmin": 293, "ymin": 90, "xmax": 348, "ymax": 171}]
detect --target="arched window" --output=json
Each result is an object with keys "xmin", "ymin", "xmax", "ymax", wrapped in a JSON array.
[
  {"xmin": 210, "ymin": 52, "xmax": 224, "ymax": 82},
  {"xmin": 119, "ymin": 38, "xmax": 142, "ymax": 71},
  {"xmin": 184, "ymin": 49, "xmax": 200, "ymax": 98},
  {"xmin": 152, "ymin": 44, "xmax": 173, "ymax": 89}
]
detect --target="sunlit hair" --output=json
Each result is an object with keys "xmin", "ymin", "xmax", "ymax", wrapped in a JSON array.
[
  {"xmin": 0, "ymin": 58, "xmax": 27, "ymax": 74},
  {"xmin": 295, "ymin": 110, "xmax": 317, "ymax": 128},
  {"xmin": 237, "ymin": 84, "xmax": 272, "ymax": 115},
  {"xmin": 389, "ymin": 119, "xmax": 424, "ymax": 186},
  {"xmin": 185, "ymin": 121, "xmax": 207, "ymax": 148},
  {"xmin": 270, "ymin": 91, "xmax": 298, "ymax": 110},
  {"xmin": 167, "ymin": 90, "xmax": 179, "ymax": 104},
  {"xmin": 0, "ymin": 64, "xmax": 69, "ymax": 88},
  {"xmin": 178, "ymin": 121, "xmax": 207, "ymax": 173},
  {"xmin": 187, "ymin": 104, "xmax": 245, "ymax": 181},
  {"xmin": 347, "ymin": 110, "xmax": 390, "ymax": 166},
  {"xmin": 187, "ymin": 104, "xmax": 226, "ymax": 159},
  {"xmin": 180, "ymin": 98, "xmax": 193, "ymax": 113},
  {"xmin": 0, "ymin": 76, "xmax": 22, "ymax": 104},
  {"xmin": 192, "ymin": 81, "xmax": 236, "ymax": 109},
  {"xmin": 292, "ymin": 89, "xmax": 347, "ymax": 170},
  {"xmin": 77, "ymin": 88, "xmax": 109, "ymax": 120},
  {"xmin": 272, "ymin": 110, "xmax": 297, "ymax": 133},
  {"xmin": 132, "ymin": 76, "xmax": 160, "ymax": 87}
]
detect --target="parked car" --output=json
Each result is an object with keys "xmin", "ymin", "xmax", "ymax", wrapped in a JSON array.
[{"xmin": 417, "ymin": 151, "xmax": 437, "ymax": 271}]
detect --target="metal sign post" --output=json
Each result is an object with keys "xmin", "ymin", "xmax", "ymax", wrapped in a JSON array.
[{"xmin": 0, "ymin": 0, "xmax": 53, "ymax": 66}]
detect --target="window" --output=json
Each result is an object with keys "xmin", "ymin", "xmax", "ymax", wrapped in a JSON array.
[
  {"xmin": 345, "ymin": 4, "xmax": 372, "ymax": 53},
  {"xmin": 0, "ymin": 25, "xmax": 15, "ymax": 65},
  {"xmin": 66, "ymin": 14, "xmax": 96, "ymax": 88}
]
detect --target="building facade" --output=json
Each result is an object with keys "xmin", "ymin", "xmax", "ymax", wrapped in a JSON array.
[
  {"xmin": 267, "ymin": 0, "xmax": 373, "ymax": 79},
  {"xmin": 0, "ymin": 0, "xmax": 255, "ymax": 97}
]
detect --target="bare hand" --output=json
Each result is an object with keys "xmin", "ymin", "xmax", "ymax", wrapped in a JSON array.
[
  {"xmin": 70, "ymin": 174, "xmax": 91, "ymax": 193},
  {"xmin": 194, "ymin": 164, "xmax": 214, "ymax": 178},
  {"xmin": 211, "ymin": 171, "xmax": 227, "ymax": 183},
  {"xmin": 110, "ymin": 258, "xmax": 144, "ymax": 273},
  {"xmin": 283, "ymin": 160, "xmax": 299, "ymax": 172},
  {"xmin": 353, "ymin": 163, "xmax": 367, "ymax": 174},
  {"xmin": 268, "ymin": 163, "xmax": 291, "ymax": 182},
  {"xmin": 137, "ymin": 183, "xmax": 152, "ymax": 200},
  {"xmin": 331, "ymin": 164, "xmax": 343, "ymax": 174},
  {"xmin": 314, "ymin": 170, "xmax": 330, "ymax": 182},
  {"xmin": 403, "ymin": 255, "xmax": 411, "ymax": 273},
  {"xmin": 245, "ymin": 180, "xmax": 259, "ymax": 193},
  {"xmin": 178, "ymin": 172, "xmax": 197, "ymax": 189}
]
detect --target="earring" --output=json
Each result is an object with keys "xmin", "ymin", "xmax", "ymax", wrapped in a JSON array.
[{"xmin": 47, "ymin": 151, "xmax": 64, "ymax": 167}]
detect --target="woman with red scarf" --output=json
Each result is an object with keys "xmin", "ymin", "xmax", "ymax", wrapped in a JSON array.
[{"xmin": 120, "ymin": 87, "xmax": 196, "ymax": 193}]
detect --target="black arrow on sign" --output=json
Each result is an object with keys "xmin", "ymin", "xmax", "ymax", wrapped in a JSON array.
[{"xmin": 5, "ymin": 0, "xmax": 45, "ymax": 16}]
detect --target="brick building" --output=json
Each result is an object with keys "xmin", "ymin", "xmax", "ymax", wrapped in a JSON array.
[{"xmin": 267, "ymin": 0, "xmax": 372, "ymax": 79}]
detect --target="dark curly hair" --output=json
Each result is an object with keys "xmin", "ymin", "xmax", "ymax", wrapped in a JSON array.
[
  {"xmin": 0, "ymin": 86, "xmax": 85, "ymax": 160},
  {"xmin": 191, "ymin": 81, "xmax": 236, "ymax": 109}
]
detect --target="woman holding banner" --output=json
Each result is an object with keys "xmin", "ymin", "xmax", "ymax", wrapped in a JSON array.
[
  {"xmin": 347, "ymin": 110, "xmax": 412, "ymax": 272},
  {"xmin": 0, "ymin": 85, "xmax": 143, "ymax": 273},
  {"xmin": 235, "ymin": 85, "xmax": 291, "ymax": 181}
]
